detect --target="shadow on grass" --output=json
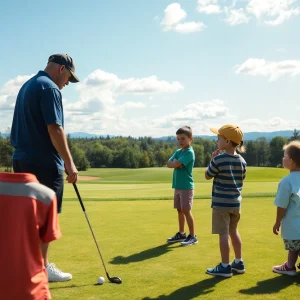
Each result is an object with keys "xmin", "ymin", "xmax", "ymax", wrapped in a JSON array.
[
  {"xmin": 50, "ymin": 284, "xmax": 92, "ymax": 290},
  {"xmin": 239, "ymin": 275, "xmax": 300, "ymax": 295},
  {"xmin": 110, "ymin": 243, "xmax": 176, "ymax": 265},
  {"xmin": 142, "ymin": 277, "xmax": 225, "ymax": 300}
]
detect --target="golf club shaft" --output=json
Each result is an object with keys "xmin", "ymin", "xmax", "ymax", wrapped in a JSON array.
[{"xmin": 73, "ymin": 183, "xmax": 109, "ymax": 275}]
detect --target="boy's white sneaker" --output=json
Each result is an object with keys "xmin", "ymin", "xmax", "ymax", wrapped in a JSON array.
[
  {"xmin": 181, "ymin": 234, "xmax": 198, "ymax": 246},
  {"xmin": 46, "ymin": 263, "xmax": 72, "ymax": 282}
]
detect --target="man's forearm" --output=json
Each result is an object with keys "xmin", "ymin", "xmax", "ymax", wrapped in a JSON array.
[{"xmin": 48, "ymin": 125, "xmax": 73, "ymax": 165}]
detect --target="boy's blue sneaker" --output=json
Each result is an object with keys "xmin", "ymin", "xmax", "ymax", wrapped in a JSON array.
[
  {"xmin": 206, "ymin": 263, "xmax": 233, "ymax": 278},
  {"xmin": 180, "ymin": 234, "xmax": 198, "ymax": 246},
  {"xmin": 231, "ymin": 260, "xmax": 245, "ymax": 274},
  {"xmin": 167, "ymin": 232, "xmax": 186, "ymax": 243}
]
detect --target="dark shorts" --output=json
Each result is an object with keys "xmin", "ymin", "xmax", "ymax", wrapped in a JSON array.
[
  {"xmin": 13, "ymin": 160, "xmax": 64, "ymax": 213},
  {"xmin": 283, "ymin": 239, "xmax": 300, "ymax": 251}
]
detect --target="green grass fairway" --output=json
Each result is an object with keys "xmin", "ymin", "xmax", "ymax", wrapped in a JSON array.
[
  {"xmin": 74, "ymin": 167, "xmax": 289, "ymax": 183},
  {"xmin": 49, "ymin": 167, "xmax": 299, "ymax": 300},
  {"xmin": 63, "ymin": 167, "xmax": 289, "ymax": 200},
  {"xmin": 63, "ymin": 181, "xmax": 279, "ymax": 200},
  {"xmin": 50, "ymin": 198, "xmax": 300, "ymax": 300}
]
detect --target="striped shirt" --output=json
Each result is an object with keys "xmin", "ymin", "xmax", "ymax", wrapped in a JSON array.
[
  {"xmin": 0, "ymin": 172, "xmax": 61, "ymax": 300},
  {"xmin": 206, "ymin": 153, "xmax": 247, "ymax": 210}
]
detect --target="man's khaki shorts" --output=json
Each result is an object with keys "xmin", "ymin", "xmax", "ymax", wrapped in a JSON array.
[{"xmin": 212, "ymin": 208, "xmax": 240, "ymax": 235}]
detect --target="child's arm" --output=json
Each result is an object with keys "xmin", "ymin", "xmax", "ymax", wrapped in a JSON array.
[
  {"xmin": 205, "ymin": 171, "xmax": 213, "ymax": 180},
  {"xmin": 273, "ymin": 207, "xmax": 286, "ymax": 235},
  {"xmin": 242, "ymin": 165, "xmax": 246, "ymax": 180},
  {"xmin": 273, "ymin": 177, "xmax": 290, "ymax": 235},
  {"xmin": 205, "ymin": 149, "xmax": 220, "ymax": 180},
  {"xmin": 167, "ymin": 159, "xmax": 183, "ymax": 168}
]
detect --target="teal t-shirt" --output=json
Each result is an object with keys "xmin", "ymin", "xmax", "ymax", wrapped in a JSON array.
[
  {"xmin": 169, "ymin": 147, "xmax": 195, "ymax": 190},
  {"xmin": 274, "ymin": 171, "xmax": 300, "ymax": 240}
]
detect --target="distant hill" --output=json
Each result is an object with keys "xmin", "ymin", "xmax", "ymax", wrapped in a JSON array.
[
  {"xmin": 68, "ymin": 132, "xmax": 116, "ymax": 138},
  {"xmin": 158, "ymin": 130, "xmax": 294, "ymax": 141},
  {"xmin": 1, "ymin": 130, "xmax": 295, "ymax": 141},
  {"xmin": 68, "ymin": 130, "xmax": 295, "ymax": 141},
  {"xmin": 68, "ymin": 132, "xmax": 101, "ymax": 138}
]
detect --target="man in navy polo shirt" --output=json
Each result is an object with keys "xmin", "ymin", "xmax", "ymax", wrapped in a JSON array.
[{"xmin": 11, "ymin": 54, "xmax": 79, "ymax": 282}]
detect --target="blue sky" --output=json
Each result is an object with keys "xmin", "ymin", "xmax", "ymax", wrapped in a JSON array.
[{"xmin": 1, "ymin": 0, "xmax": 300, "ymax": 137}]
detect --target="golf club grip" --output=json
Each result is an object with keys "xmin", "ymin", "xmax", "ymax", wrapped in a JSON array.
[{"xmin": 73, "ymin": 183, "xmax": 86, "ymax": 212}]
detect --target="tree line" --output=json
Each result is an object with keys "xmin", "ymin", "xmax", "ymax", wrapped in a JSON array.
[{"xmin": 1, "ymin": 130, "xmax": 300, "ymax": 171}]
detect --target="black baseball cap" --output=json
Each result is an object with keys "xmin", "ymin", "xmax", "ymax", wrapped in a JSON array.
[{"xmin": 48, "ymin": 53, "xmax": 79, "ymax": 83}]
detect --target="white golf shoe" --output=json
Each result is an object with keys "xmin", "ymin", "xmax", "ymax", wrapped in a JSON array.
[{"xmin": 46, "ymin": 263, "xmax": 72, "ymax": 282}]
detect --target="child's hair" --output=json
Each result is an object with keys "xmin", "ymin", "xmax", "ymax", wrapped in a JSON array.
[
  {"xmin": 176, "ymin": 126, "xmax": 192, "ymax": 138},
  {"xmin": 231, "ymin": 140, "xmax": 246, "ymax": 154},
  {"xmin": 283, "ymin": 141, "xmax": 300, "ymax": 167}
]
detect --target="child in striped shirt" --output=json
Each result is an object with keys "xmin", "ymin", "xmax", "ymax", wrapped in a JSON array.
[{"xmin": 205, "ymin": 124, "xmax": 247, "ymax": 278}]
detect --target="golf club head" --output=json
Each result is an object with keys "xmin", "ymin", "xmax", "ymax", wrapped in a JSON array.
[{"xmin": 108, "ymin": 276, "xmax": 122, "ymax": 284}]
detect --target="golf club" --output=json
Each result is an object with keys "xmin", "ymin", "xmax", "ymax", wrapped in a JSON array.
[{"xmin": 73, "ymin": 183, "xmax": 122, "ymax": 284}]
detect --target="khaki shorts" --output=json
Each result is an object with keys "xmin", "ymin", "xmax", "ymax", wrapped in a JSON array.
[
  {"xmin": 174, "ymin": 189, "xmax": 194, "ymax": 210},
  {"xmin": 283, "ymin": 239, "xmax": 300, "ymax": 251},
  {"xmin": 212, "ymin": 208, "xmax": 240, "ymax": 235}
]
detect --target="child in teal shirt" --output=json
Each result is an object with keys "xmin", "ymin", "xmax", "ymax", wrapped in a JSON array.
[{"xmin": 166, "ymin": 126, "xmax": 197, "ymax": 246}]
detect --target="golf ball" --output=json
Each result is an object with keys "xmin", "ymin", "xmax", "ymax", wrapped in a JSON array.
[{"xmin": 97, "ymin": 276, "xmax": 105, "ymax": 284}]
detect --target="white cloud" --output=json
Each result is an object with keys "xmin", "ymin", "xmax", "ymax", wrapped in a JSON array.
[
  {"xmin": 65, "ymin": 97, "xmax": 105, "ymax": 113},
  {"xmin": 162, "ymin": 1, "xmax": 299, "ymax": 31},
  {"xmin": 1, "ymin": 72, "xmax": 300, "ymax": 137},
  {"xmin": 161, "ymin": 3, "xmax": 187, "ymax": 30},
  {"xmin": 172, "ymin": 99, "xmax": 230, "ymax": 120},
  {"xmin": 0, "ymin": 95, "xmax": 17, "ymax": 110},
  {"xmin": 63, "ymin": 70, "xmax": 185, "ymax": 136},
  {"xmin": 247, "ymin": 0, "xmax": 300, "ymax": 25},
  {"xmin": 78, "ymin": 70, "xmax": 183, "ymax": 95},
  {"xmin": 0, "ymin": 75, "xmax": 33, "ymax": 95},
  {"xmin": 172, "ymin": 21, "xmax": 206, "ymax": 33},
  {"xmin": 197, "ymin": 0, "xmax": 222, "ymax": 14},
  {"xmin": 264, "ymin": 7, "xmax": 300, "ymax": 25},
  {"xmin": 153, "ymin": 99, "xmax": 230, "ymax": 130},
  {"xmin": 64, "ymin": 98, "xmax": 231, "ymax": 137},
  {"xmin": 235, "ymin": 58, "xmax": 300, "ymax": 80},
  {"xmin": 239, "ymin": 117, "xmax": 300, "ymax": 132},
  {"xmin": 0, "ymin": 71, "xmax": 185, "ymax": 136},
  {"xmin": 195, "ymin": 0, "xmax": 300, "ymax": 26},
  {"xmin": 0, "ymin": 75, "xmax": 34, "ymax": 111},
  {"xmin": 0, "ymin": 75, "xmax": 34, "ymax": 131},
  {"xmin": 161, "ymin": 3, "xmax": 206, "ymax": 33},
  {"xmin": 225, "ymin": 8, "xmax": 251, "ymax": 25}
]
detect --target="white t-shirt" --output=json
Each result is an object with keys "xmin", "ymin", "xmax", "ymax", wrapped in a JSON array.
[{"xmin": 274, "ymin": 171, "xmax": 300, "ymax": 240}]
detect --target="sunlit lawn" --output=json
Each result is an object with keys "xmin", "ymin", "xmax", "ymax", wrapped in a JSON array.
[
  {"xmin": 63, "ymin": 167, "xmax": 288, "ymax": 200},
  {"xmin": 50, "ymin": 198, "xmax": 300, "ymax": 300},
  {"xmin": 74, "ymin": 167, "xmax": 289, "ymax": 183},
  {"xmin": 49, "ymin": 167, "xmax": 299, "ymax": 300}
]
